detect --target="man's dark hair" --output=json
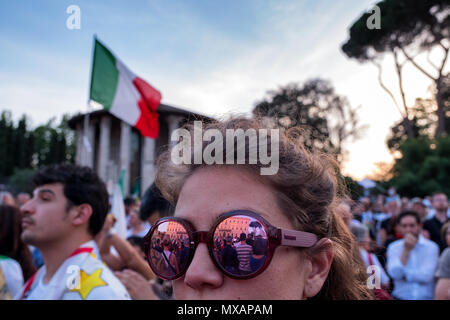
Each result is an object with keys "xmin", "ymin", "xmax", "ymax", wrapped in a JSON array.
[
  {"xmin": 140, "ymin": 183, "xmax": 174, "ymax": 221},
  {"xmin": 124, "ymin": 196, "xmax": 135, "ymax": 207},
  {"xmin": 33, "ymin": 164, "xmax": 109, "ymax": 236},
  {"xmin": 127, "ymin": 236, "xmax": 144, "ymax": 252},
  {"xmin": 398, "ymin": 210, "xmax": 421, "ymax": 225},
  {"xmin": 239, "ymin": 233, "xmax": 246, "ymax": 241}
]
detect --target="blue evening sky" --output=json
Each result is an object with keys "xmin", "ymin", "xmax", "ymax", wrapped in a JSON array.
[{"xmin": 0, "ymin": 0, "xmax": 435, "ymax": 178}]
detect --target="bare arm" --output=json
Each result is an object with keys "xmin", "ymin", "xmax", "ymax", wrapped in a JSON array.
[
  {"xmin": 95, "ymin": 215, "xmax": 127, "ymax": 271},
  {"xmin": 109, "ymin": 234, "xmax": 155, "ymax": 280},
  {"xmin": 435, "ymin": 278, "xmax": 450, "ymax": 300}
]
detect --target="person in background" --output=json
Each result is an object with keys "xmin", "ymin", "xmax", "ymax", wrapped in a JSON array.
[
  {"xmin": 17, "ymin": 164, "xmax": 130, "ymax": 300},
  {"xmin": 410, "ymin": 198, "xmax": 428, "ymax": 223},
  {"xmin": 0, "ymin": 191, "xmax": 15, "ymax": 206},
  {"xmin": 351, "ymin": 202, "xmax": 365, "ymax": 225},
  {"xmin": 126, "ymin": 236, "xmax": 146, "ymax": 260},
  {"xmin": 378, "ymin": 199, "xmax": 400, "ymax": 247},
  {"xmin": 425, "ymin": 192, "xmax": 450, "ymax": 220},
  {"xmin": 387, "ymin": 211, "xmax": 439, "ymax": 300},
  {"xmin": 179, "ymin": 238, "xmax": 190, "ymax": 270},
  {"xmin": 126, "ymin": 208, "xmax": 150, "ymax": 238},
  {"xmin": 374, "ymin": 194, "xmax": 386, "ymax": 214},
  {"xmin": 245, "ymin": 233, "xmax": 254, "ymax": 247},
  {"xmin": 360, "ymin": 197, "xmax": 375, "ymax": 227},
  {"xmin": 0, "ymin": 205, "xmax": 36, "ymax": 299},
  {"xmin": 235, "ymin": 233, "xmax": 253, "ymax": 275},
  {"xmin": 400, "ymin": 197, "xmax": 410, "ymax": 212},
  {"xmin": 336, "ymin": 201, "xmax": 353, "ymax": 228},
  {"xmin": 351, "ymin": 224, "xmax": 390, "ymax": 289},
  {"xmin": 95, "ymin": 215, "xmax": 158, "ymax": 300},
  {"xmin": 16, "ymin": 193, "xmax": 30, "ymax": 208},
  {"xmin": 124, "ymin": 196, "xmax": 137, "ymax": 229},
  {"xmin": 96, "ymin": 214, "xmax": 154, "ymax": 280},
  {"xmin": 435, "ymin": 221, "xmax": 450, "ymax": 300},
  {"xmin": 124, "ymin": 196, "xmax": 136, "ymax": 217},
  {"xmin": 221, "ymin": 236, "xmax": 239, "ymax": 274},
  {"xmin": 386, "ymin": 187, "xmax": 400, "ymax": 203},
  {"xmin": 441, "ymin": 221, "xmax": 450, "ymax": 251},
  {"xmin": 250, "ymin": 236, "xmax": 267, "ymax": 273},
  {"xmin": 423, "ymin": 193, "xmax": 450, "ymax": 252},
  {"xmin": 139, "ymin": 183, "xmax": 174, "ymax": 227}
]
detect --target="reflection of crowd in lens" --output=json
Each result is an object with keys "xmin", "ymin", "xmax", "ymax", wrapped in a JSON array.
[
  {"xmin": 150, "ymin": 232, "xmax": 188, "ymax": 278},
  {"xmin": 214, "ymin": 232, "xmax": 268, "ymax": 276},
  {"xmin": 149, "ymin": 226, "xmax": 269, "ymax": 278}
]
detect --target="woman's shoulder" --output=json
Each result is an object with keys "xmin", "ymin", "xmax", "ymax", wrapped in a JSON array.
[{"xmin": 440, "ymin": 247, "xmax": 450, "ymax": 260}]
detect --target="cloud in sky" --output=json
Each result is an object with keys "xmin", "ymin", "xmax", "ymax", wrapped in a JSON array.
[{"xmin": 0, "ymin": 0, "xmax": 440, "ymax": 179}]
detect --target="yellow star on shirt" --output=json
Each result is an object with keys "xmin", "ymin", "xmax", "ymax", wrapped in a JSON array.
[{"xmin": 70, "ymin": 268, "xmax": 107, "ymax": 299}]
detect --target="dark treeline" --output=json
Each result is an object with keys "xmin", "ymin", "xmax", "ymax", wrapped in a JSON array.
[{"xmin": 0, "ymin": 110, "xmax": 75, "ymax": 193}]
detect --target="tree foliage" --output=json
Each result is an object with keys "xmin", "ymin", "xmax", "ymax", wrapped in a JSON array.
[
  {"xmin": 387, "ymin": 98, "xmax": 437, "ymax": 153},
  {"xmin": 342, "ymin": 0, "xmax": 449, "ymax": 138},
  {"xmin": 0, "ymin": 110, "xmax": 75, "ymax": 187},
  {"xmin": 389, "ymin": 136, "xmax": 450, "ymax": 197},
  {"xmin": 253, "ymin": 78, "xmax": 363, "ymax": 162}
]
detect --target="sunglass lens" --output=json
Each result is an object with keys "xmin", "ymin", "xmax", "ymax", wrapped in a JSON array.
[
  {"xmin": 213, "ymin": 215, "xmax": 268, "ymax": 277},
  {"xmin": 148, "ymin": 220, "xmax": 191, "ymax": 279}
]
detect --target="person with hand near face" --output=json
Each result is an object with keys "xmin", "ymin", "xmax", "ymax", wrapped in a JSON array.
[{"xmin": 387, "ymin": 211, "xmax": 439, "ymax": 300}]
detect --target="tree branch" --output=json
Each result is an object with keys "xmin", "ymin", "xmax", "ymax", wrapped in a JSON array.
[
  {"xmin": 426, "ymin": 50, "xmax": 440, "ymax": 72},
  {"xmin": 400, "ymin": 47, "xmax": 436, "ymax": 80},
  {"xmin": 372, "ymin": 60, "xmax": 404, "ymax": 118},
  {"xmin": 394, "ymin": 50, "xmax": 410, "ymax": 118},
  {"xmin": 438, "ymin": 44, "xmax": 449, "ymax": 78}
]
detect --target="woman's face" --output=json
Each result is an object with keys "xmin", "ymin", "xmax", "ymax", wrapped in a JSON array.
[{"xmin": 172, "ymin": 166, "xmax": 313, "ymax": 300}]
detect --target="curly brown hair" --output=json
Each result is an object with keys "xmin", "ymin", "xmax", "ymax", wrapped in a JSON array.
[{"xmin": 155, "ymin": 117, "xmax": 373, "ymax": 300}]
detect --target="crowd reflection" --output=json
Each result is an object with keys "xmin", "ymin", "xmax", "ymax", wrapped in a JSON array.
[{"xmin": 149, "ymin": 216, "xmax": 269, "ymax": 277}]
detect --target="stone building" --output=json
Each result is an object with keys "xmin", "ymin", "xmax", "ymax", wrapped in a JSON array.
[{"xmin": 68, "ymin": 103, "xmax": 208, "ymax": 196}]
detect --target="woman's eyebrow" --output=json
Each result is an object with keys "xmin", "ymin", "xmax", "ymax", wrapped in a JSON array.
[{"xmin": 229, "ymin": 207, "xmax": 272, "ymax": 221}]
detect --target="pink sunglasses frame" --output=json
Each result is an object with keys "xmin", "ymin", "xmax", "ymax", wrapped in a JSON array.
[{"xmin": 143, "ymin": 210, "xmax": 319, "ymax": 280}]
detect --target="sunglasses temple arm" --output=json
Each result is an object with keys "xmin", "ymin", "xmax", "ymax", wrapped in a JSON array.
[{"xmin": 280, "ymin": 229, "xmax": 318, "ymax": 248}]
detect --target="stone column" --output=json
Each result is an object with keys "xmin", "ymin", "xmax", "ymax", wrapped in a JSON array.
[
  {"xmin": 141, "ymin": 137, "xmax": 156, "ymax": 194},
  {"xmin": 79, "ymin": 115, "xmax": 95, "ymax": 168},
  {"xmin": 119, "ymin": 122, "xmax": 131, "ymax": 196},
  {"xmin": 166, "ymin": 115, "xmax": 183, "ymax": 147},
  {"xmin": 85, "ymin": 122, "xmax": 95, "ymax": 168},
  {"xmin": 75, "ymin": 122, "xmax": 83, "ymax": 165},
  {"xmin": 97, "ymin": 116, "xmax": 111, "ymax": 182}
]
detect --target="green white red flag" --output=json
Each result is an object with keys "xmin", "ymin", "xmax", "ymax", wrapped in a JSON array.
[{"xmin": 89, "ymin": 38, "xmax": 161, "ymax": 138}]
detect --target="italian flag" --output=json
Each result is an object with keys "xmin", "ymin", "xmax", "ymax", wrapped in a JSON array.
[{"xmin": 89, "ymin": 38, "xmax": 161, "ymax": 138}]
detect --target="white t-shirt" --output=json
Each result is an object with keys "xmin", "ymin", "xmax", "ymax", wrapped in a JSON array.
[
  {"xmin": 16, "ymin": 241, "xmax": 130, "ymax": 300},
  {"xmin": 0, "ymin": 256, "xmax": 24, "ymax": 299}
]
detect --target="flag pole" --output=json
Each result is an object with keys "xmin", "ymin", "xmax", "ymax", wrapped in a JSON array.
[{"xmin": 83, "ymin": 35, "xmax": 97, "ymax": 165}]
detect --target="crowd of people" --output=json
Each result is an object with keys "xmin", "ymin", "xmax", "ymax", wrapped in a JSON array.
[
  {"xmin": 337, "ymin": 188, "xmax": 450, "ymax": 299},
  {"xmin": 0, "ymin": 118, "xmax": 449, "ymax": 300}
]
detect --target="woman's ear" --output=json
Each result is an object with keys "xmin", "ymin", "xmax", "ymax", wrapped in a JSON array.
[{"xmin": 303, "ymin": 238, "xmax": 333, "ymax": 298}]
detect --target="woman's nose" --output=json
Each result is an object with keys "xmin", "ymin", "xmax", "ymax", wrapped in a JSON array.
[{"xmin": 183, "ymin": 243, "xmax": 223, "ymax": 290}]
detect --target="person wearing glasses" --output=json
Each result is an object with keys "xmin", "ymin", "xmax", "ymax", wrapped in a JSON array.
[{"xmin": 143, "ymin": 117, "xmax": 373, "ymax": 300}]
